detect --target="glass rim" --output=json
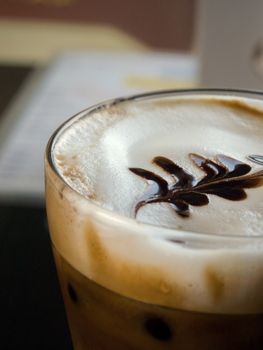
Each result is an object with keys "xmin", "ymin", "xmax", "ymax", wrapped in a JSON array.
[{"xmin": 46, "ymin": 88, "xmax": 263, "ymax": 242}]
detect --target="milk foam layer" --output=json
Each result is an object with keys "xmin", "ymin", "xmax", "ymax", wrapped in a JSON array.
[
  {"xmin": 54, "ymin": 96, "xmax": 263, "ymax": 236},
  {"xmin": 46, "ymin": 93, "xmax": 263, "ymax": 314}
]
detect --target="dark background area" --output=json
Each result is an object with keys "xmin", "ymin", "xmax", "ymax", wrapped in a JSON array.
[
  {"xmin": 0, "ymin": 204, "xmax": 72, "ymax": 349},
  {"xmin": 0, "ymin": 65, "xmax": 71, "ymax": 350}
]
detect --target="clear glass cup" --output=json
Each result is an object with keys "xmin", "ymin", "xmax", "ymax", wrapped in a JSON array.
[{"xmin": 45, "ymin": 89, "xmax": 263, "ymax": 350}]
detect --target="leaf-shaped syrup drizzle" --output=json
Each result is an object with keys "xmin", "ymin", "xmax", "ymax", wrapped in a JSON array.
[{"xmin": 129, "ymin": 154, "xmax": 263, "ymax": 218}]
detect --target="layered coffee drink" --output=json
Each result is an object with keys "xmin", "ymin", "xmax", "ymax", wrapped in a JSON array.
[{"xmin": 45, "ymin": 90, "xmax": 263, "ymax": 349}]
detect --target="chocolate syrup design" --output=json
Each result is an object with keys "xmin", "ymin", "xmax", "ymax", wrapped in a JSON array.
[{"xmin": 129, "ymin": 154, "xmax": 263, "ymax": 218}]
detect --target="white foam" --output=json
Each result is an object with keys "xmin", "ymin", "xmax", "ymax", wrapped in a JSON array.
[{"xmin": 53, "ymin": 96, "xmax": 263, "ymax": 236}]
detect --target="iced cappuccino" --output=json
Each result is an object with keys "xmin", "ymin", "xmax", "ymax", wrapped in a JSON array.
[{"xmin": 45, "ymin": 89, "xmax": 263, "ymax": 349}]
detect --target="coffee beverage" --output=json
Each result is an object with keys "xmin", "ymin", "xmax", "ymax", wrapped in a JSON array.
[{"xmin": 45, "ymin": 90, "xmax": 263, "ymax": 349}]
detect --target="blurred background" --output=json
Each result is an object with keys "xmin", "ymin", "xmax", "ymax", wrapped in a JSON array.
[
  {"xmin": 0, "ymin": 0, "xmax": 199, "ymax": 205},
  {"xmin": 0, "ymin": 0, "xmax": 195, "ymax": 121},
  {"xmin": 0, "ymin": 0, "xmax": 195, "ymax": 54},
  {"xmin": 1, "ymin": 0, "xmax": 263, "ymax": 349}
]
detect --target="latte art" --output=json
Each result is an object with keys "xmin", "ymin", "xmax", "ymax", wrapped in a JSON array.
[
  {"xmin": 53, "ymin": 95, "xmax": 263, "ymax": 236},
  {"xmin": 129, "ymin": 154, "xmax": 263, "ymax": 218}
]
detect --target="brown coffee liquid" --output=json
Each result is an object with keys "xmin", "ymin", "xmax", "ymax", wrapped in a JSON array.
[{"xmin": 53, "ymin": 246, "xmax": 263, "ymax": 350}]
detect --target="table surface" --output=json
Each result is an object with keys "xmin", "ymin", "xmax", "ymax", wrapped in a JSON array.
[{"xmin": 0, "ymin": 66, "xmax": 73, "ymax": 349}]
